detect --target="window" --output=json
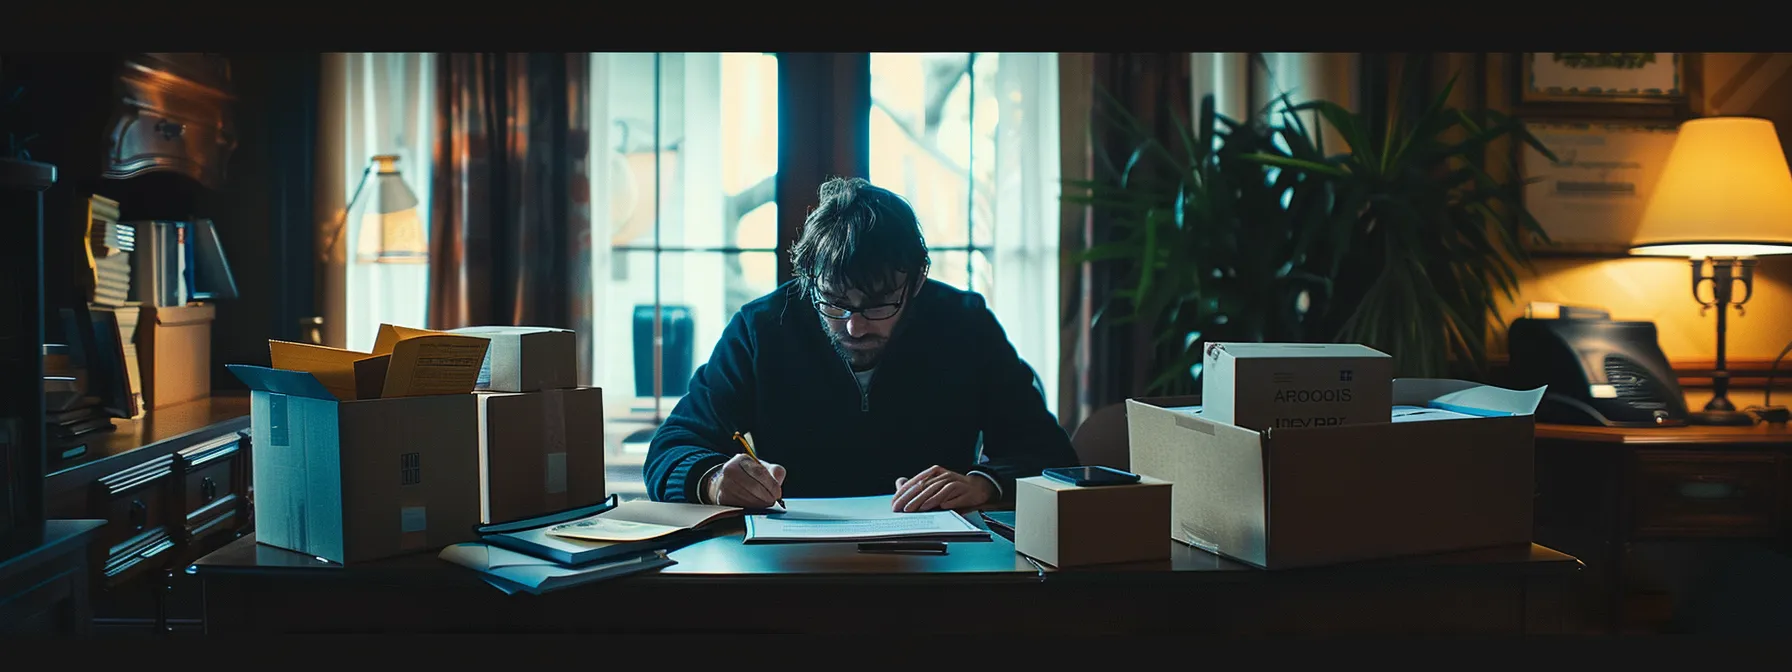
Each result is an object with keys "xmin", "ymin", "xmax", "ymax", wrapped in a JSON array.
[
  {"xmin": 868, "ymin": 53, "xmax": 1061, "ymax": 413},
  {"xmin": 338, "ymin": 53, "xmax": 1062, "ymax": 500},
  {"xmin": 591, "ymin": 53, "xmax": 780, "ymax": 498}
]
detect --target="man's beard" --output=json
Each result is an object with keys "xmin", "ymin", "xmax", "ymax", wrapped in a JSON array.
[{"xmin": 824, "ymin": 325, "xmax": 887, "ymax": 371}]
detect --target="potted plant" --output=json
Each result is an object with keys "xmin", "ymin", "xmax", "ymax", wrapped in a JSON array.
[
  {"xmin": 1067, "ymin": 55, "xmax": 1558, "ymax": 394},
  {"xmin": 1064, "ymin": 91, "xmax": 1342, "ymax": 395},
  {"xmin": 1246, "ymin": 57, "xmax": 1558, "ymax": 378}
]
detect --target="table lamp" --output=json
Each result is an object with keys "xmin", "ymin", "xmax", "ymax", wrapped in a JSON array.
[
  {"xmin": 309, "ymin": 155, "xmax": 426, "ymax": 345},
  {"xmin": 1630, "ymin": 116, "xmax": 1792, "ymax": 425},
  {"xmin": 323, "ymin": 154, "xmax": 427, "ymax": 265}
]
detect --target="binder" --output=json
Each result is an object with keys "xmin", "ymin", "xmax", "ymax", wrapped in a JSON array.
[{"xmin": 473, "ymin": 495, "xmax": 718, "ymax": 567}]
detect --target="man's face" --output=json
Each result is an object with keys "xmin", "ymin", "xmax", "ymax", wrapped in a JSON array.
[{"xmin": 814, "ymin": 273, "xmax": 914, "ymax": 371}]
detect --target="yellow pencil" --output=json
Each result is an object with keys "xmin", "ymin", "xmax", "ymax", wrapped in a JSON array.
[{"xmin": 733, "ymin": 431, "xmax": 785, "ymax": 508}]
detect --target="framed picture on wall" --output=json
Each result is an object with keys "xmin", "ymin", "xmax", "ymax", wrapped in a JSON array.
[
  {"xmin": 1519, "ymin": 121, "xmax": 1681, "ymax": 256},
  {"xmin": 1514, "ymin": 53, "xmax": 1703, "ymax": 120}
]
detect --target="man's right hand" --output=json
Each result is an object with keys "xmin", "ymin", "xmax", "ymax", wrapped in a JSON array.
[{"xmin": 704, "ymin": 453, "xmax": 786, "ymax": 508}]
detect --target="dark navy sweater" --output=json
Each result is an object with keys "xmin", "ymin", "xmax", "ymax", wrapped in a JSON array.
[{"xmin": 643, "ymin": 279, "xmax": 1079, "ymax": 503}]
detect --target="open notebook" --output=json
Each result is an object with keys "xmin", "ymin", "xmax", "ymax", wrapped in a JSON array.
[
  {"xmin": 481, "ymin": 496, "xmax": 750, "ymax": 566},
  {"xmin": 744, "ymin": 495, "xmax": 992, "ymax": 544}
]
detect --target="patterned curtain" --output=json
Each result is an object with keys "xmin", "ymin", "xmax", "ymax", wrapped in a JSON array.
[{"xmin": 427, "ymin": 53, "xmax": 595, "ymax": 384}]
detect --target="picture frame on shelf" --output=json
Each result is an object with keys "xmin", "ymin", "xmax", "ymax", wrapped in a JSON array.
[
  {"xmin": 1514, "ymin": 53, "xmax": 1703, "ymax": 120},
  {"xmin": 1518, "ymin": 121, "xmax": 1681, "ymax": 257}
]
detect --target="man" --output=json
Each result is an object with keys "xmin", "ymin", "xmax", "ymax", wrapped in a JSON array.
[{"xmin": 644, "ymin": 177, "xmax": 1078, "ymax": 512}]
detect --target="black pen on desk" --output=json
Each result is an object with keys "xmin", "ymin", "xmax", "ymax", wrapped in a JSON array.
[
  {"xmin": 858, "ymin": 541, "xmax": 948, "ymax": 555},
  {"xmin": 733, "ymin": 431, "xmax": 785, "ymax": 509}
]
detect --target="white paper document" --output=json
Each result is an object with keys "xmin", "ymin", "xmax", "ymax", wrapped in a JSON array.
[{"xmin": 743, "ymin": 495, "xmax": 990, "ymax": 543}]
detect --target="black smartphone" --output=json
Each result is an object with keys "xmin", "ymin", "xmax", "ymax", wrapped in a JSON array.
[{"xmin": 1041, "ymin": 466, "xmax": 1142, "ymax": 487}]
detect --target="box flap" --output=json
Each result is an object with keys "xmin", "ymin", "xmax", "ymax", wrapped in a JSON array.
[
  {"xmin": 1205, "ymin": 342, "xmax": 1389, "ymax": 360},
  {"xmin": 226, "ymin": 364, "xmax": 339, "ymax": 400},
  {"xmin": 1392, "ymin": 378, "xmax": 1546, "ymax": 417},
  {"xmin": 269, "ymin": 340, "xmax": 381, "ymax": 401}
]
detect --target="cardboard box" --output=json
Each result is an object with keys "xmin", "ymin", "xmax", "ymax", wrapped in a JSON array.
[
  {"xmin": 1201, "ymin": 342, "xmax": 1392, "ymax": 431},
  {"xmin": 138, "ymin": 303, "xmax": 215, "ymax": 409},
  {"xmin": 1128, "ymin": 379, "xmax": 1544, "ymax": 569},
  {"xmin": 1014, "ymin": 475, "xmax": 1172, "ymax": 568},
  {"xmin": 449, "ymin": 326, "xmax": 578, "ymax": 392},
  {"xmin": 476, "ymin": 387, "xmax": 606, "ymax": 524},
  {"xmin": 225, "ymin": 324, "xmax": 493, "ymax": 564}
]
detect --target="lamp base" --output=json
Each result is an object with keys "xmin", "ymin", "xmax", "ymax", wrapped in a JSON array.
[{"xmin": 1688, "ymin": 409, "xmax": 1756, "ymax": 426}]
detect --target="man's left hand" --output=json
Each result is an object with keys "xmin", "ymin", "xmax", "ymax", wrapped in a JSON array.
[{"xmin": 892, "ymin": 465, "xmax": 997, "ymax": 512}]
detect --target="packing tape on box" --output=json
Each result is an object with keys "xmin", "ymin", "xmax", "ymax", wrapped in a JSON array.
[
  {"xmin": 1181, "ymin": 522, "xmax": 1221, "ymax": 555},
  {"xmin": 1174, "ymin": 414, "xmax": 1216, "ymax": 434},
  {"xmin": 399, "ymin": 453, "xmax": 430, "ymax": 551},
  {"xmin": 543, "ymin": 391, "xmax": 569, "ymax": 511}
]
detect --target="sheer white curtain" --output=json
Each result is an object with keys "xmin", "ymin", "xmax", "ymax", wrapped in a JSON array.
[
  {"xmin": 338, "ymin": 52, "xmax": 434, "ymax": 353},
  {"xmin": 1240, "ymin": 53, "xmax": 1360, "ymax": 152},
  {"xmin": 587, "ymin": 53, "xmax": 621, "ymax": 416},
  {"xmin": 989, "ymin": 53, "xmax": 1061, "ymax": 415}
]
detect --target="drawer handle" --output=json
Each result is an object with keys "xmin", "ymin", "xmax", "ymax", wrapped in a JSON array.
[
  {"xmin": 201, "ymin": 476, "xmax": 218, "ymax": 503},
  {"xmin": 156, "ymin": 119, "xmax": 185, "ymax": 140},
  {"xmin": 129, "ymin": 499, "xmax": 148, "ymax": 531}
]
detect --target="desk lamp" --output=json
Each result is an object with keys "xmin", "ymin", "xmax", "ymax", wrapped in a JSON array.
[
  {"xmin": 328, "ymin": 154, "xmax": 426, "ymax": 264},
  {"xmin": 309, "ymin": 155, "xmax": 426, "ymax": 344},
  {"xmin": 1630, "ymin": 116, "xmax": 1792, "ymax": 425}
]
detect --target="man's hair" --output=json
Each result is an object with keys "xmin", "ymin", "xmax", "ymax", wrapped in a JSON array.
[{"xmin": 789, "ymin": 177, "xmax": 930, "ymax": 296}]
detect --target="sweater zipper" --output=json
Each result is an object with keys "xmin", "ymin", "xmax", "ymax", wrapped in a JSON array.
[{"xmin": 845, "ymin": 359, "xmax": 870, "ymax": 412}]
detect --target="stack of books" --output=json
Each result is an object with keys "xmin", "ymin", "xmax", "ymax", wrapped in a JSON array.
[
  {"xmin": 87, "ymin": 196, "xmax": 143, "ymax": 419},
  {"xmin": 43, "ymin": 338, "xmax": 111, "ymax": 462},
  {"xmin": 89, "ymin": 196, "xmax": 134, "ymax": 308}
]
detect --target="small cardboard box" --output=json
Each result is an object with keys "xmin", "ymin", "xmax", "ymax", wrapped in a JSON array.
[
  {"xmin": 226, "ymin": 324, "xmax": 493, "ymax": 564},
  {"xmin": 1128, "ymin": 379, "xmax": 1544, "ymax": 570},
  {"xmin": 1013, "ymin": 475, "xmax": 1172, "ymax": 568},
  {"xmin": 476, "ymin": 386, "xmax": 606, "ymax": 524},
  {"xmin": 138, "ymin": 303, "xmax": 215, "ymax": 409},
  {"xmin": 1201, "ymin": 342, "xmax": 1392, "ymax": 432},
  {"xmin": 449, "ymin": 326, "xmax": 578, "ymax": 392}
]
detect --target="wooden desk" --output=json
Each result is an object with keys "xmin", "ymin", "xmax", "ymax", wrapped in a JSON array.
[
  {"xmin": 189, "ymin": 523, "xmax": 1581, "ymax": 635},
  {"xmin": 1534, "ymin": 421, "xmax": 1792, "ymax": 632},
  {"xmin": 43, "ymin": 395, "xmax": 252, "ymax": 634}
]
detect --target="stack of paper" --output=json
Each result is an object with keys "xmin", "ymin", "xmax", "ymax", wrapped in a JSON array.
[{"xmin": 743, "ymin": 495, "xmax": 991, "ymax": 544}]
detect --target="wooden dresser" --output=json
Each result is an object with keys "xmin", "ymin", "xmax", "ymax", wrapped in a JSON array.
[
  {"xmin": 1533, "ymin": 421, "xmax": 1792, "ymax": 633},
  {"xmin": 44, "ymin": 395, "xmax": 250, "ymax": 634}
]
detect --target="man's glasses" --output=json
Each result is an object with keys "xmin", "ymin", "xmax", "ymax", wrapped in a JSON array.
[{"xmin": 813, "ymin": 289, "xmax": 904, "ymax": 321}]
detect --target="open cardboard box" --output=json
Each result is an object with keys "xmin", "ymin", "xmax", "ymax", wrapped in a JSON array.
[
  {"xmin": 226, "ymin": 325, "xmax": 492, "ymax": 564},
  {"xmin": 1127, "ymin": 379, "xmax": 1546, "ymax": 570}
]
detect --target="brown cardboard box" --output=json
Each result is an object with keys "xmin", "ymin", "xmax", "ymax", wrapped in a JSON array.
[
  {"xmin": 1013, "ymin": 475, "xmax": 1172, "ymax": 568},
  {"xmin": 225, "ymin": 324, "xmax": 494, "ymax": 564},
  {"xmin": 449, "ymin": 326, "xmax": 578, "ymax": 392},
  {"xmin": 1201, "ymin": 342, "xmax": 1392, "ymax": 432},
  {"xmin": 230, "ymin": 366, "xmax": 482, "ymax": 563},
  {"xmin": 138, "ymin": 303, "xmax": 215, "ymax": 409},
  {"xmin": 1127, "ymin": 379, "xmax": 1542, "ymax": 569},
  {"xmin": 476, "ymin": 387, "xmax": 606, "ymax": 524}
]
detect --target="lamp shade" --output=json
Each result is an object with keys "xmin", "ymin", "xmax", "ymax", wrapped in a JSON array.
[
  {"xmin": 1631, "ymin": 117, "xmax": 1792, "ymax": 258},
  {"xmin": 353, "ymin": 155, "xmax": 427, "ymax": 264}
]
